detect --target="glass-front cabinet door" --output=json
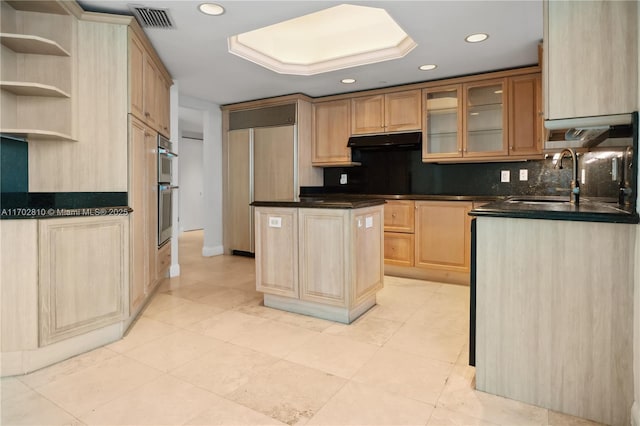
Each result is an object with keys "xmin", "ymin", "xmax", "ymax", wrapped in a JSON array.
[
  {"xmin": 462, "ymin": 78, "xmax": 508, "ymax": 157},
  {"xmin": 423, "ymin": 85, "xmax": 463, "ymax": 160}
]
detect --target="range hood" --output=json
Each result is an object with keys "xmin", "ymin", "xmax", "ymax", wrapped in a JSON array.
[
  {"xmin": 347, "ymin": 131, "xmax": 422, "ymax": 150},
  {"xmin": 544, "ymin": 113, "xmax": 633, "ymax": 150}
]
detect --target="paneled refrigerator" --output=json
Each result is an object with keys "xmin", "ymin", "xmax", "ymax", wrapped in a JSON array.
[{"xmin": 227, "ymin": 123, "xmax": 296, "ymax": 255}]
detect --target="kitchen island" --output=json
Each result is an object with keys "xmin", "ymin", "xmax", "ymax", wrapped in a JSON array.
[
  {"xmin": 469, "ymin": 199, "xmax": 637, "ymax": 425},
  {"xmin": 251, "ymin": 199, "xmax": 384, "ymax": 323}
]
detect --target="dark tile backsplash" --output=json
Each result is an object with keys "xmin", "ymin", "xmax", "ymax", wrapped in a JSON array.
[
  {"xmin": 1, "ymin": 136, "xmax": 28, "ymax": 193},
  {"xmin": 321, "ymin": 147, "xmax": 633, "ymax": 201}
]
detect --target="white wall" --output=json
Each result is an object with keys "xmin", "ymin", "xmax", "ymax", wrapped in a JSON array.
[
  {"xmin": 178, "ymin": 136, "xmax": 204, "ymax": 231},
  {"xmin": 178, "ymin": 94, "xmax": 223, "ymax": 257}
]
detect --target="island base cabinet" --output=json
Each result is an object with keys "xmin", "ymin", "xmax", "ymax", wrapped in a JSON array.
[
  {"xmin": 39, "ymin": 216, "xmax": 129, "ymax": 346},
  {"xmin": 256, "ymin": 205, "xmax": 384, "ymax": 324},
  {"xmin": 255, "ymin": 208, "xmax": 298, "ymax": 298},
  {"xmin": 475, "ymin": 217, "xmax": 634, "ymax": 425}
]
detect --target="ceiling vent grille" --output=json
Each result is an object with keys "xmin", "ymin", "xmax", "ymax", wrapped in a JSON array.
[{"xmin": 128, "ymin": 5, "xmax": 175, "ymax": 29}]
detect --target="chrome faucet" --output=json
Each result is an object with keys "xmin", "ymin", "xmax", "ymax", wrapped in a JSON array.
[
  {"xmin": 619, "ymin": 146, "xmax": 633, "ymax": 205},
  {"xmin": 554, "ymin": 148, "xmax": 580, "ymax": 204}
]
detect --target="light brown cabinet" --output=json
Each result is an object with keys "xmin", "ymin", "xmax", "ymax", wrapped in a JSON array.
[
  {"xmin": 508, "ymin": 73, "xmax": 542, "ymax": 156},
  {"xmin": 383, "ymin": 200, "xmax": 415, "ymax": 267},
  {"xmin": 255, "ymin": 208, "xmax": 299, "ymax": 299},
  {"xmin": 129, "ymin": 28, "xmax": 171, "ymax": 137},
  {"xmin": 414, "ymin": 201, "xmax": 472, "ymax": 273},
  {"xmin": 352, "ymin": 90, "xmax": 421, "ymax": 135},
  {"xmin": 129, "ymin": 116, "xmax": 158, "ymax": 313},
  {"xmin": 543, "ymin": 0, "xmax": 637, "ymax": 120},
  {"xmin": 0, "ymin": 1, "xmax": 75, "ymax": 141},
  {"xmin": 384, "ymin": 232, "xmax": 415, "ymax": 267},
  {"xmin": 39, "ymin": 216, "xmax": 128, "ymax": 346},
  {"xmin": 311, "ymin": 99, "xmax": 355, "ymax": 165},
  {"xmin": 383, "ymin": 200, "xmax": 473, "ymax": 279},
  {"xmin": 463, "ymin": 78, "xmax": 508, "ymax": 158},
  {"xmin": 423, "ymin": 73, "xmax": 542, "ymax": 162},
  {"xmin": 254, "ymin": 205, "xmax": 384, "ymax": 323}
]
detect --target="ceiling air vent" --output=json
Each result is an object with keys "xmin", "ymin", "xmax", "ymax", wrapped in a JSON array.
[{"xmin": 128, "ymin": 5, "xmax": 175, "ymax": 29}]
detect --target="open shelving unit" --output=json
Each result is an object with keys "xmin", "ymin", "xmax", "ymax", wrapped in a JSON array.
[
  {"xmin": 0, "ymin": 1, "xmax": 75, "ymax": 142},
  {"xmin": 0, "ymin": 33, "xmax": 70, "ymax": 56}
]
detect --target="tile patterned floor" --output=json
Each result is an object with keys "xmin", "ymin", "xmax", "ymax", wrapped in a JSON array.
[{"xmin": 1, "ymin": 230, "xmax": 602, "ymax": 426}]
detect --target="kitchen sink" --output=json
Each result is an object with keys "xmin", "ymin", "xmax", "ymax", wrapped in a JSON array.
[{"xmin": 505, "ymin": 196, "xmax": 571, "ymax": 205}]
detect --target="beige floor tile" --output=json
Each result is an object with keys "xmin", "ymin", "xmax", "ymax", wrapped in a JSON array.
[
  {"xmin": 273, "ymin": 311, "xmax": 336, "ymax": 332},
  {"xmin": 170, "ymin": 341, "xmax": 278, "ymax": 396},
  {"xmin": 123, "ymin": 329, "xmax": 224, "ymax": 372},
  {"xmin": 143, "ymin": 298, "xmax": 226, "ymax": 327},
  {"xmin": 227, "ymin": 359, "xmax": 346, "ymax": 426},
  {"xmin": 18, "ymin": 347, "xmax": 118, "ymax": 389},
  {"xmin": 141, "ymin": 293, "xmax": 189, "ymax": 316},
  {"xmin": 107, "ymin": 317, "xmax": 178, "ymax": 353},
  {"xmin": 385, "ymin": 323, "xmax": 467, "ymax": 363},
  {"xmin": 187, "ymin": 310, "xmax": 269, "ymax": 341},
  {"xmin": 548, "ymin": 410, "xmax": 604, "ymax": 425},
  {"xmin": 34, "ymin": 355, "xmax": 162, "ymax": 418},
  {"xmin": 165, "ymin": 280, "xmax": 229, "ymax": 302},
  {"xmin": 366, "ymin": 300, "xmax": 420, "ymax": 323},
  {"xmin": 197, "ymin": 288, "xmax": 263, "ymax": 310},
  {"xmin": 306, "ymin": 381, "xmax": 434, "ymax": 426},
  {"xmin": 234, "ymin": 303, "xmax": 285, "ymax": 320},
  {"xmin": 230, "ymin": 320, "xmax": 319, "ymax": 358},
  {"xmin": 323, "ymin": 315, "xmax": 403, "ymax": 346},
  {"xmin": 184, "ymin": 398, "xmax": 287, "ymax": 425},
  {"xmin": 427, "ymin": 407, "xmax": 497, "ymax": 425},
  {"xmin": 436, "ymin": 365, "xmax": 549, "ymax": 425},
  {"xmin": 351, "ymin": 346, "xmax": 454, "ymax": 404},
  {"xmin": 79, "ymin": 374, "xmax": 218, "ymax": 425},
  {"xmin": 1, "ymin": 389, "xmax": 83, "ymax": 425},
  {"xmin": 1, "ymin": 377, "xmax": 31, "ymax": 401},
  {"xmin": 285, "ymin": 333, "xmax": 379, "ymax": 378},
  {"xmin": 406, "ymin": 305, "xmax": 469, "ymax": 335}
]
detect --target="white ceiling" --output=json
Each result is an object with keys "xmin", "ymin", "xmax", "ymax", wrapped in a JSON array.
[{"xmin": 77, "ymin": 1, "xmax": 543, "ymax": 106}]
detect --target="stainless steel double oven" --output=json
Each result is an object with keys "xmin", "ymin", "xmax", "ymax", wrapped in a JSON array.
[{"xmin": 157, "ymin": 134, "xmax": 178, "ymax": 247}]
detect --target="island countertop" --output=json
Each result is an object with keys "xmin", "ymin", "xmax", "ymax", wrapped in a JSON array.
[{"xmin": 251, "ymin": 198, "xmax": 386, "ymax": 209}]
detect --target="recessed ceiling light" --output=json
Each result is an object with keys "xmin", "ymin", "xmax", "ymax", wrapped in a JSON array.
[
  {"xmin": 465, "ymin": 33, "xmax": 489, "ymax": 43},
  {"xmin": 341, "ymin": 78, "xmax": 356, "ymax": 84},
  {"xmin": 494, "ymin": 89, "xmax": 503, "ymax": 94},
  {"xmin": 419, "ymin": 64, "xmax": 437, "ymax": 71},
  {"xmin": 198, "ymin": 3, "xmax": 224, "ymax": 16}
]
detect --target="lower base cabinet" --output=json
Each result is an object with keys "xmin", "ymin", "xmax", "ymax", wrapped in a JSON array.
[
  {"xmin": 255, "ymin": 205, "xmax": 384, "ymax": 323},
  {"xmin": 383, "ymin": 200, "xmax": 473, "ymax": 284},
  {"xmin": 414, "ymin": 201, "xmax": 472, "ymax": 273},
  {"xmin": 39, "ymin": 216, "xmax": 129, "ymax": 346}
]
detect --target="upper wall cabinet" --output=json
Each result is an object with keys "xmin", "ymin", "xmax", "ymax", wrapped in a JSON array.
[
  {"xmin": 508, "ymin": 73, "xmax": 542, "ymax": 156},
  {"xmin": 544, "ymin": 0, "xmax": 638, "ymax": 119},
  {"xmin": 129, "ymin": 28, "xmax": 171, "ymax": 138},
  {"xmin": 0, "ymin": 1, "xmax": 76, "ymax": 141},
  {"xmin": 312, "ymin": 99, "xmax": 358, "ymax": 166},
  {"xmin": 422, "ymin": 73, "xmax": 543, "ymax": 162},
  {"xmin": 352, "ymin": 89, "xmax": 421, "ymax": 135}
]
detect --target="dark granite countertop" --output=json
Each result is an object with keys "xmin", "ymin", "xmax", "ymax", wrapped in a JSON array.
[
  {"xmin": 470, "ymin": 196, "xmax": 639, "ymax": 224},
  {"xmin": 298, "ymin": 193, "xmax": 502, "ymax": 202},
  {"xmin": 1, "ymin": 206, "xmax": 132, "ymax": 220},
  {"xmin": 1, "ymin": 192, "xmax": 130, "ymax": 219},
  {"xmin": 251, "ymin": 198, "xmax": 386, "ymax": 209}
]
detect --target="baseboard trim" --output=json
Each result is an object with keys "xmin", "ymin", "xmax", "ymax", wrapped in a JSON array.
[
  {"xmin": 632, "ymin": 401, "xmax": 640, "ymax": 426},
  {"xmin": 202, "ymin": 245, "xmax": 224, "ymax": 257},
  {"xmin": 169, "ymin": 264, "xmax": 180, "ymax": 277}
]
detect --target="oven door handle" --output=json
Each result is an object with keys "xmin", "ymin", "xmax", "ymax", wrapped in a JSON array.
[
  {"xmin": 159, "ymin": 184, "xmax": 179, "ymax": 191},
  {"xmin": 158, "ymin": 147, "xmax": 178, "ymax": 158}
]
